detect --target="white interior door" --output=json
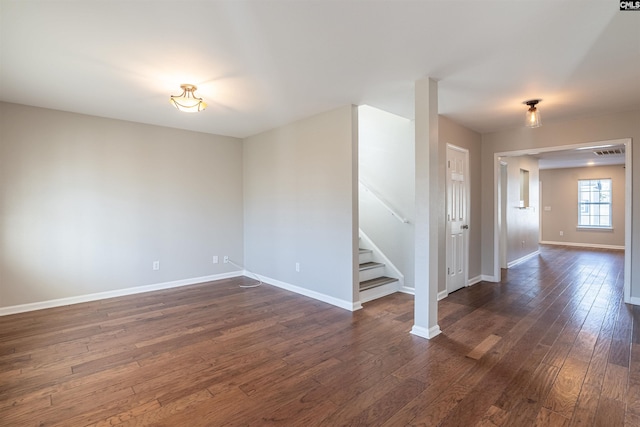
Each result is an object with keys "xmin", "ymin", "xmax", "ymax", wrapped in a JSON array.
[{"xmin": 446, "ymin": 144, "xmax": 469, "ymax": 294}]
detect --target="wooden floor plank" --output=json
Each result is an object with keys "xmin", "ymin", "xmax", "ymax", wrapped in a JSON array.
[
  {"xmin": 467, "ymin": 334, "xmax": 502, "ymax": 360},
  {"xmin": 0, "ymin": 246, "xmax": 634, "ymax": 426},
  {"xmin": 543, "ymin": 357, "xmax": 590, "ymax": 418}
]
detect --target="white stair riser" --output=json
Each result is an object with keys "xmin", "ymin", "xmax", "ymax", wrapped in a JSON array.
[
  {"xmin": 360, "ymin": 280, "xmax": 400, "ymax": 304},
  {"xmin": 359, "ymin": 265, "xmax": 386, "ymax": 282},
  {"xmin": 359, "ymin": 251, "xmax": 373, "ymax": 264}
]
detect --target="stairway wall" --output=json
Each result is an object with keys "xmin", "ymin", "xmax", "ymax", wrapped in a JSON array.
[
  {"xmin": 358, "ymin": 106, "xmax": 415, "ymax": 288},
  {"xmin": 359, "ymin": 108, "xmax": 482, "ymax": 294}
]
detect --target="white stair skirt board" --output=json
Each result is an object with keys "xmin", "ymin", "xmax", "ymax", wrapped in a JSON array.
[
  {"xmin": 540, "ymin": 241, "xmax": 624, "ymax": 251},
  {"xmin": 506, "ymin": 250, "xmax": 540, "ymax": 269},
  {"xmin": 0, "ymin": 271, "xmax": 243, "ymax": 316},
  {"xmin": 411, "ymin": 324, "xmax": 442, "ymax": 339}
]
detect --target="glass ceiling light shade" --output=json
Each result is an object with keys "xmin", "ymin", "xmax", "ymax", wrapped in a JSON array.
[
  {"xmin": 169, "ymin": 84, "xmax": 207, "ymax": 112},
  {"xmin": 523, "ymin": 99, "xmax": 542, "ymax": 128}
]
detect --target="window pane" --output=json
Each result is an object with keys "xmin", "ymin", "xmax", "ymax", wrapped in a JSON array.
[{"xmin": 577, "ymin": 178, "xmax": 612, "ymax": 227}]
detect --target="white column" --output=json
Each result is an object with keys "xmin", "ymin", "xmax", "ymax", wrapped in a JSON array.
[
  {"xmin": 411, "ymin": 77, "xmax": 441, "ymax": 339},
  {"xmin": 351, "ymin": 105, "xmax": 362, "ymax": 310}
]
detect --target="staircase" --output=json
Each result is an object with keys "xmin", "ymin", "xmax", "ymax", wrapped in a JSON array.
[{"xmin": 358, "ymin": 243, "xmax": 401, "ymax": 304}]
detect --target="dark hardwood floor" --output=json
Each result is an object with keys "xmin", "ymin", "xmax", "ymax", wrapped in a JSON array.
[{"xmin": 1, "ymin": 245, "xmax": 638, "ymax": 426}]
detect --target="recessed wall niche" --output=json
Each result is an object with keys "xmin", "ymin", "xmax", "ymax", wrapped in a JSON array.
[{"xmin": 520, "ymin": 168, "xmax": 530, "ymax": 208}]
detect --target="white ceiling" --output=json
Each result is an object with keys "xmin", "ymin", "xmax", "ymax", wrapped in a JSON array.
[{"xmin": 1, "ymin": 1, "xmax": 639, "ymax": 139}]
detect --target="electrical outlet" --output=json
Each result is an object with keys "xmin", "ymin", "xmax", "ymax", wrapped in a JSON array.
[
  {"xmin": 295, "ymin": 262, "xmax": 300, "ymax": 272},
  {"xmin": 560, "ymin": 231, "xmax": 564, "ymax": 236},
  {"xmin": 223, "ymin": 256, "xmax": 229, "ymax": 264},
  {"xmin": 213, "ymin": 256, "xmax": 218, "ymax": 264},
  {"xmin": 153, "ymin": 260, "xmax": 160, "ymax": 270}
]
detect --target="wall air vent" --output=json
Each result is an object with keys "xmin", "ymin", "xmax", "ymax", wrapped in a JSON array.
[{"xmin": 593, "ymin": 148, "xmax": 624, "ymax": 156}]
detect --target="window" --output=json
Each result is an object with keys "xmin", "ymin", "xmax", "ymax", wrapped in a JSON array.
[{"xmin": 578, "ymin": 178, "xmax": 612, "ymax": 228}]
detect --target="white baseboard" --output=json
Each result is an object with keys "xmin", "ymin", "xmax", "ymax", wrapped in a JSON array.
[
  {"xmin": 256, "ymin": 273, "xmax": 361, "ymax": 312},
  {"xmin": 0, "ymin": 271, "xmax": 243, "ymax": 316},
  {"xmin": 397, "ymin": 287, "xmax": 447, "ymax": 301},
  {"xmin": 399, "ymin": 286, "xmax": 415, "ymax": 295},
  {"xmin": 411, "ymin": 324, "xmax": 441, "ymax": 339},
  {"xmin": 626, "ymin": 296, "xmax": 640, "ymax": 306},
  {"xmin": 481, "ymin": 274, "xmax": 499, "ymax": 283},
  {"xmin": 540, "ymin": 241, "xmax": 624, "ymax": 250},
  {"xmin": 507, "ymin": 250, "xmax": 540, "ymax": 268},
  {"xmin": 468, "ymin": 275, "xmax": 482, "ymax": 286}
]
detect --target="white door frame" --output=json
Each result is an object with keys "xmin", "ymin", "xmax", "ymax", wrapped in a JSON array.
[
  {"xmin": 492, "ymin": 138, "xmax": 632, "ymax": 303},
  {"xmin": 446, "ymin": 143, "xmax": 470, "ymax": 295},
  {"xmin": 498, "ymin": 160, "xmax": 508, "ymax": 270}
]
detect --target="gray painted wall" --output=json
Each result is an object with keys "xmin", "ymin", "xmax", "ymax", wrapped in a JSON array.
[
  {"xmin": 0, "ymin": 102, "xmax": 244, "ymax": 308},
  {"xmin": 243, "ymin": 105, "xmax": 358, "ymax": 306},
  {"xmin": 540, "ymin": 165, "xmax": 625, "ymax": 247}
]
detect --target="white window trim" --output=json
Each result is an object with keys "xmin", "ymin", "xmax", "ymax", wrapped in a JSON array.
[{"xmin": 577, "ymin": 177, "xmax": 612, "ymax": 228}]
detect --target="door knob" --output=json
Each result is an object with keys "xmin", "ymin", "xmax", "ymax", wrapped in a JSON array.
[{"xmin": 461, "ymin": 225, "xmax": 469, "ymax": 230}]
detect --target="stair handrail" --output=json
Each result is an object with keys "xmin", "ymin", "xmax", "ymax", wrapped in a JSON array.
[{"xmin": 359, "ymin": 180, "xmax": 409, "ymax": 224}]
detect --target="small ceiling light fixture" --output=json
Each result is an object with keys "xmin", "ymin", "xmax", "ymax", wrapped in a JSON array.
[
  {"xmin": 523, "ymin": 99, "xmax": 542, "ymax": 128},
  {"xmin": 170, "ymin": 84, "xmax": 207, "ymax": 112}
]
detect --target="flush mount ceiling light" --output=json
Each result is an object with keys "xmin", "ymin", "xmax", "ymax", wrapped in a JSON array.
[
  {"xmin": 169, "ymin": 84, "xmax": 207, "ymax": 112},
  {"xmin": 523, "ymin": 99, "xmax": 542, "ymax": 128}
]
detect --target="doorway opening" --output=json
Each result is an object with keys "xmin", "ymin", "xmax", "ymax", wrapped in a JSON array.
[{"xmin": 493, "ymin": 138, "xmax": 632, "ymax": 302}]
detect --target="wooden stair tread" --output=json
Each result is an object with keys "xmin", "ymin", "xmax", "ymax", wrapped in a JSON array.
[
  {"xmin": 359, "ymin": 261, "xmax": 384, "ymax": 271},
  {"xmin": 359, "ymin": 276, "xmax": 397, "ymax": 291}
]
